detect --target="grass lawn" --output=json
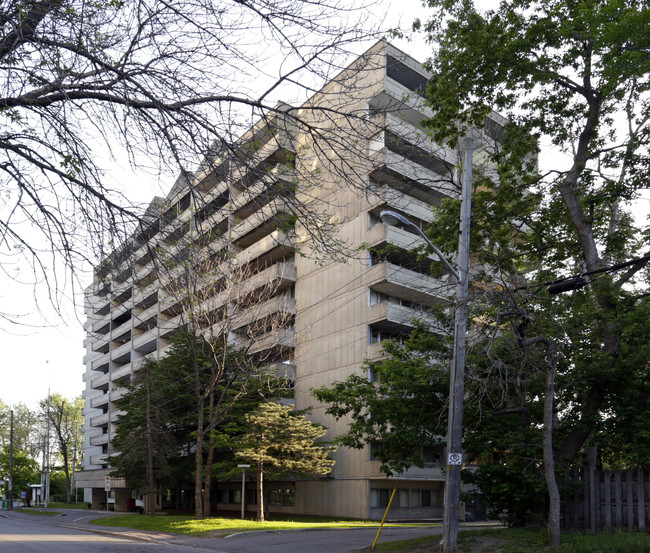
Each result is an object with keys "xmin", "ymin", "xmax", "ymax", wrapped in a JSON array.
[
  {"xmin": 19, "ymin": 509, "xmax": 61, "ymax": 516},
  {"xmin": 48, "ymin": 502, "xmax": 91, "ymax": 510},
  {"xmin": 368, "ymin": 527, "xmax": 650, "ymax": 553},
  {"xmin": 90, "ymin": 514, "xmax": 421, "ymax": 537}
]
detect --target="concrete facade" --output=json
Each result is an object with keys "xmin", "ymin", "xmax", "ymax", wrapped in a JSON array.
[{"xmin": 78, "ymin": 40, "xmax": 468, "ymax": 518}]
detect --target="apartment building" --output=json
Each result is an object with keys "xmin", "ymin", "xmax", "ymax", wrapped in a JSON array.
[{"xmin": 78, "ymin": 40, "xmax": 476, "ymax": 519}]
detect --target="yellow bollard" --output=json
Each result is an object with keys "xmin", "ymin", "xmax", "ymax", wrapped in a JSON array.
[{"xmin": 372, "ymin": 489, "xmax": 397, "ymax": 549}]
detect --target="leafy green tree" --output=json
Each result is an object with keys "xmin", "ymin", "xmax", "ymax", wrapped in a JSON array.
[
  {"xmin": 1, "ymin": 403, "xmax": 40, "ymax": 458},
  {"xmin": 0, "ymin": 448, "xmax": 39, "ymax": 501},
  {"xmin": 110, "ymin": 351, "xmax": 194, "ymax": 515},
  {"xmin": 313, "ymin": 321, "xmax": 449, "ymax": 476},
  {"xmin": 49, "ymin": 470, "xmax": 68, "ymax": 502},
  {"xmin": 111, "ymin": 329, "xmax": 289, "ymax": 517},
  {"xmin": 39, "ymin": 394, "xmax": 83, "ymax": 504},
  {"xmin": 235, "ymin": 402, "xmax": 335, "ymax": 522},
  {"xmin": 410, "ymin": 0, "xmax": 650, "ymax": 540}
]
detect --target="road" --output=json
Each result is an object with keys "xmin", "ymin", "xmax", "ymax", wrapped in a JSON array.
[{"xmin": 0, "ymin": 509, "xmax": 479, "ymax": 553}]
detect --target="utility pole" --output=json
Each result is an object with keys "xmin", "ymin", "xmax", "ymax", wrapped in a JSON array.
[
  {"xmin": 9, "ymin": 410, "xmax": 13, "ymax": 510},
  {"xmin": 45, "ymin": 389, "xmax": 51, "ymax": 508},
  {"xmin": 379, "ymin": 138, "xmax": 474, "ymax": 553},
  {"xmin": 441, "ymin": 137, "xmax": 473, "ymax": 553}
]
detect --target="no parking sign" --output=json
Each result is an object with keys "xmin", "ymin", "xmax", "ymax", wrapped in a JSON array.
[{"xmin": 447, "ymin": 453, "xmax": 463, "ymax": 466}]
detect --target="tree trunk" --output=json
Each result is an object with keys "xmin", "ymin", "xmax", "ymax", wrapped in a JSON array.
[
  {"xmin": 256, "ymin": 458, "xmax": 264, "ymax": 522},
  {"xmin": 522, "ymin": 336, "xmax": 561, "ymax": 547},
  {"xmin": 194, "ymin": 398, "xmax": 204, "ymax": 518},
  {"xmin": 543, "ymin": 347, "xmax": 561, "ymax": 547},
  {"xmin": 145, "ymin": 367, "xmax": 156, "ymax": 516},
  {"xmin": 63, "ymin": 451, "xmax": 71, "ymax": 504},
  {"xmin": 203, "ymin": 431, "xmax": 215, "ymax": 517}
]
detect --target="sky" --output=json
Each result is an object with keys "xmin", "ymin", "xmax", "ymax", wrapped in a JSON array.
[{"xmin": 2, "ymin": 0, "xmax": 647, "ymax": 412}]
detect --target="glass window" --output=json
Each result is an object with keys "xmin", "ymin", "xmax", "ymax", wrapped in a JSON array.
[{"xmin": 370, "ymin": 488, "xmax": 392, "ymax": 508}]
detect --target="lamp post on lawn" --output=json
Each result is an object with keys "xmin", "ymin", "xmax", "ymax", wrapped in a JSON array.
[
  {"xmin": 380, "ymin": 137, "xmax": 473, "ymax": 553},
  {"xmin": 237, "ymin": 464, "xmax": 250, "ymax": 519}
]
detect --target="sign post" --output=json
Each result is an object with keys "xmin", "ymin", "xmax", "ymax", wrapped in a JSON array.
[{"xmin": 104, "ymin": 476, "xmax": 111, "ymax": 523}]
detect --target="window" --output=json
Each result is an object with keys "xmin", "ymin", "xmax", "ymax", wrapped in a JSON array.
[
  {"xmin": 369, "ymin": 441, "xmax": 382, "ymax": 460},
  {"xmin": 368, "ymin": 213, "xmax": 382, "ymax": 229},
  {"xmin": 371, "ymin": 488, "xmax": 436, "ymax": 509},
  {"xmin": 370, "ymin": 488, "xmax": 391, "ymax": 508},
  {"xmin": 423, "ymin": 445, "xmax": 442, "ymax": 464},
  {"xmin": 268, "ymin": 488, "xmax": 295, "ymax": 506},
  {"xmin": 217, "ymin": 489, "xmax": 241, "ymax": 504},
  {"xmin": 369, "ymin": 290, "xmax": 415, "ymax": 309},
  {"xmin": 369, "ymin": 326, "xmax": 405, "ymax": 344}
]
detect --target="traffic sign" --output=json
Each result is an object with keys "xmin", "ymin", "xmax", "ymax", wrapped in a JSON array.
[
  {"xmin": 104, "ymin": 476, "xmax": 111, "ymax": 491},
  {"xmin": 447, "ymin": 453, "xmax": 463, "ymax": 466}
]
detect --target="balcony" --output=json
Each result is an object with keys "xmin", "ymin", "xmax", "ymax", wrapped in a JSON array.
[
  {"xmin": 369, "ymin": 69, "xmax": 435, "ymax": 130},
  {"xmin": 90, "ymin": 393, "xmax": 109, "ymax": 409},
  {"xmin": 231, "ymin": 296, "xmax": 296, "ymax": 331},
  {"xmin": 244, "ymin": 328, "xmax": 296, "ymax": 354},
  {"xmin": 112, "ymin": 364, "xmax": 132, "ymax": 383},
  {"xmin": 90, "ymin": 434, "xmax": 109, "ymax": 447},
  {"xmin": 237, "ymin": 262, "xmax": 296, "ymax": 297},
  {"xmin": 110, "ymin": 341, "xmax": 132, "ymax": 364},
  {"xmin": 367, "ymin": 185, "xmax": 436, "ymax": 224},
  {"xmin": 231, "ymin": 198, "xmax": 291, "ymax": 248},
  {"xmin": 132, "ymin": 332, "xmax": 157, "ymax": 354},
  {"xmin": 369, "ymin": 149, "xmax": 455, "ymax": 204},
  {"xmin": 366, "ymin": 263, "xmax": 452, "ymax": 306},
  {"xmin": 236, "ymin": 229, "xmax": 295, "ymax": 266},
  {"xmin": 90, "ymin": 372, "xmax": 111, "ymax": 390},
  {"xmin": 90, "ymin": 354, "xmax": 110, "ymax": 372},
  {"xmin": 91, "ymin": 336, "xmax": 110, "ymax": 355},
  {"xmin": 367, "ymin": 301, "xmax": 445, "ymax": 334},
  {"xmin": 90, "ymin": 413, "xmax": 109, "ymax": 427},
  {"xmin": 89, "ymin": 454, "xmax": 109, "ymax": 466},
  {"xmin": 367, "ymin": 223, "xmax": 431, "ymax": 254}
]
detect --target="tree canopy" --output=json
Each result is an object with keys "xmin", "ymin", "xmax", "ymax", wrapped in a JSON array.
[
  {"xmin": 417, "ymin": 0, "xmax": 650, "ymax": 528},
  {"xmin": 315, "ymin": 0, "xmax": 650, "ymax": 531},
  {"xmin": 313, "ymin": 321, "xmax": 450, "ymax": 476},
  {"xmin": 235, "ymin": 402, "xmax": 335, "ymax": 522},
  {"xmin": 39, "ymin": 393, "xmax": 83, "ymax": 504},
  {"xmin": 417, "ymin": 0, "xmax": 650, "ymax": 466}
]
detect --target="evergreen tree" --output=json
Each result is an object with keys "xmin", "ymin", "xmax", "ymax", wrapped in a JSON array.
[{"xmin": 235, "ymin": 402, "xmax": 335, "ymax": 522}]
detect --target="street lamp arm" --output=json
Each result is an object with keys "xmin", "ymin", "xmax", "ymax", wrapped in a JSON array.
[{"xmin": 379, "ymin": 210, "xmax": 460, "ymax": 281}]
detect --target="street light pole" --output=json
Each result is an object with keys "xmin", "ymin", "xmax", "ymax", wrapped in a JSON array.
[
  {"xmin": 237, "ymin": 464, "xmax": 250, "ymax": 519},
  {"xmin": 380, "ymin": 137, "xmax": 473, "ymax": 553}
]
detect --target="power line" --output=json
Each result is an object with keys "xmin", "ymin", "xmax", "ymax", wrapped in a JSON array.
[{"xmin": 516, "ymin": 252, "xmax": 650, "ymax": 294}]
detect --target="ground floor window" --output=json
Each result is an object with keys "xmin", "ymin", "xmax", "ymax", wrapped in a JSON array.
[
  {"xmin": 370, "ymin": 488, "xmax": 436, "ymax": 509},
  {"xmin": 268, "ymin": 488, "xmax": 295, "ymax": 506},
  {"xmin": 217, "ymin": 489, "xmax": 242, "ymax": 504}
]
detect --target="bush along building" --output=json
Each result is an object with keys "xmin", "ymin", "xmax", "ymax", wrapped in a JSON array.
[{"xmin": 78, "ymin": 40, "xmax": 496, "ymax": 519}]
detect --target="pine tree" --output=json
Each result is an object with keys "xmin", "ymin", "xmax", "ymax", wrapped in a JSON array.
[{"xmin": 235, "ymin": 402, "xmax": 335, "ymax": 522}]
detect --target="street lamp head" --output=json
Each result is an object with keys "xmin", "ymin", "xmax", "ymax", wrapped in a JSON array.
[
  {"xmin": 379, "ymin": 209, "xmax": 461, "ymax": 281},
  {"xmin": 379, "ymin": 210, "xmax": 413, "ymax": 229},
  {"xmin": 237, "ymin": 464, "xmax": 251, "ymax": 468}
]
